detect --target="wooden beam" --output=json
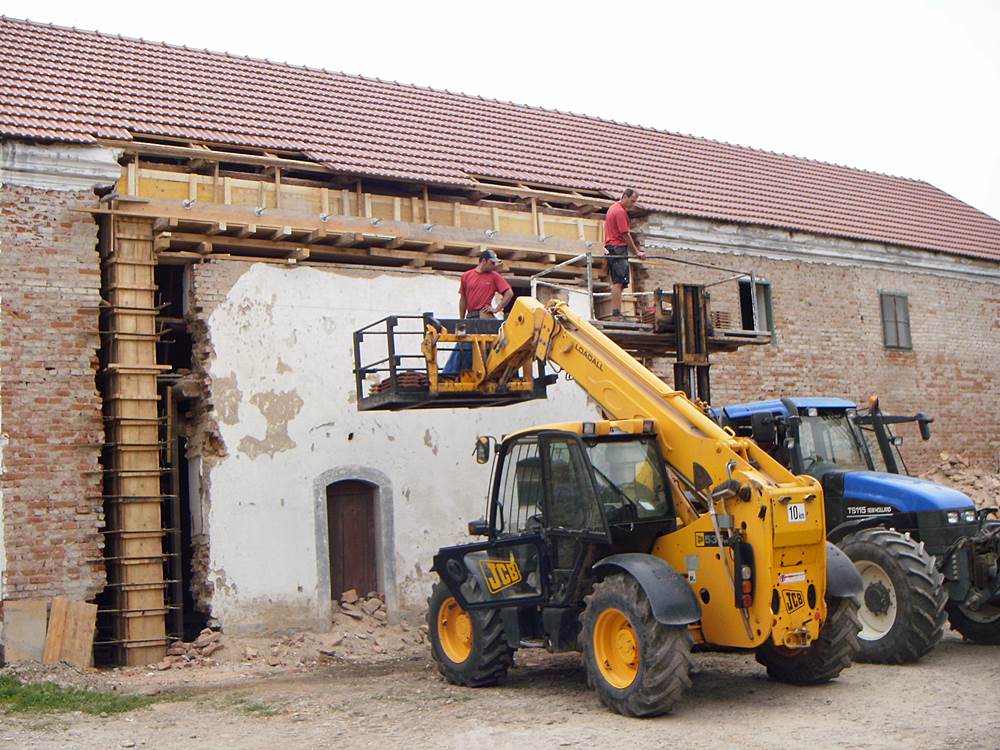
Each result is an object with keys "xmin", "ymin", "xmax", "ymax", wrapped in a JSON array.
[
  {"xmin": 90, "ymin": 199, "xmax": 597, "ymax": 264},
  {"xmin": 271, "ymin": 226, "xmax": 292, "ymax": 241},
  {"xmin": 205, "ymin": 222, "xmax": 227, "ymax": 235},
  {"xmin": 335, "ymin": 232, "xmax": 364, "ymax": 247},
  {"xmin": 153, "ymin": 217, "xmax": 178, "ymax": 232},
  {"xmin": 305, "ymin": 228, "xmax": 327, "ymax": 244}
]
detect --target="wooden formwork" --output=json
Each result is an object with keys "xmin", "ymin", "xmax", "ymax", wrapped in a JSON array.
[{"xmin": 100, "ymin": 216, "xmax": 169, "ymax": 666}]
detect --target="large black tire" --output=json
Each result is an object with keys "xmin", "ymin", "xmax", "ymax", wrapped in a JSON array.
[
  {"xmin": 755, "ymin": 596, "xmax": 861, "ymax": 685},
  {"xmin": 581, "ymin": 573, "xmax": 692, "ymax": 717},
  {"xmin": 946, "ymin": 601, "xmax": 1000, "ymax": 645},
  {"xmin": 426, "ymin": 580, "xmax": 515, "ymax": 686},
  {"xmin": 839, "ymin": 527, "xmax": 947, "ymax": 663}
]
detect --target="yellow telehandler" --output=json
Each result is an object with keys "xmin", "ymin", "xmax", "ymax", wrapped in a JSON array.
[{"xmin": 354, "ymin": 296, "xmax": 862, "ymax": 717}]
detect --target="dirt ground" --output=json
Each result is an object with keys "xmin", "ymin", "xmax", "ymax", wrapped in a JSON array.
[{"xmin": 2, "ymin": 627, "xmax": 998, "ymax": 750}]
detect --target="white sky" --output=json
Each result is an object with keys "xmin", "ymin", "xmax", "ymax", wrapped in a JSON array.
[{"xmin": 6, "ymin": 0, "xmax": 999, "ymax": 221}]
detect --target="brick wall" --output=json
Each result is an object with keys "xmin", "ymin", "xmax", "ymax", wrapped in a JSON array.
[
  {"xmin": 0, "ymin": 183, "xmax": 106, "ymax": 602},
  {"xmin": 638, "ymin": 218, "xmax": 1000, "ymax": 471}
]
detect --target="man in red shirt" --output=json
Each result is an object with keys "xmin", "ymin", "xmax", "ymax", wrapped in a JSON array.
[
  {"xmin": 604, "ymin": 188, "xmax": 646, "ymax": 321},
  {"xmin": 442, "ymin": 249, "xmax": 514, "ymax": 376},
  {"xmin": 458, "ymin": 249, "xmax": 513, "ymax": 319}
]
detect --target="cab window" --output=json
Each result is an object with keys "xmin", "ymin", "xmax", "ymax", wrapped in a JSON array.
[
  {"xmin": 544, "ymin": 437, "xmax": 604, "ymax": 533},
  {"xmin": 584, "ymin": 437, "xmax": 672, "ymax": 521},
  {"xmin": 493, "ymin": 437, "xmax": 543, "ymax": 535}
]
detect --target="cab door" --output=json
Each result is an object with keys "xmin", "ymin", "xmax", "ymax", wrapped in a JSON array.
[{"xmin": 432, "ymin": 435, "xmax": 549, "ymax": 609}]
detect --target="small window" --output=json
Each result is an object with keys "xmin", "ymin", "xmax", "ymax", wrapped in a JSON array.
[
  {"xmin": 739, "ymin": 279, "xmax": 773, "ymax": 332},
  {"xmin": 880, "ymin": 293, "xmax": 912, "ymax": 350}
]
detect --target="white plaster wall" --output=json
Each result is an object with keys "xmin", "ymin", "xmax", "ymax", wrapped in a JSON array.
[{"xmin": 204, "ymin": 264, "xmax": 594, "ymax": 631}]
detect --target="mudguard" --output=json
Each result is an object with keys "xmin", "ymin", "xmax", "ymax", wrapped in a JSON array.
[
  {"xmin": 592, "ymin": 553, "xmax": 701, "ymax": 626},
  {"xmin": 826, "ymin": 542, "xmax": 864, "ymax": 597}
]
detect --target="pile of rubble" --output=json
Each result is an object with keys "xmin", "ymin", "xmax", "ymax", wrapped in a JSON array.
[
  {"xmin": 337, "ymin": 588, "xmax": 388, "ymax": 625},
  {"xmin": 153, "ymin": 628, "xmax": 224, "ymax": 671},
  {"xmin": 919, "ymin": 453, "xmax": 1000, "ymax": 511}
]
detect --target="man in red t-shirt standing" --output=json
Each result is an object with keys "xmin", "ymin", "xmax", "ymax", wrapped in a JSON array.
[
  {"xmin": 458, "ymin": 249, "xmax": 513, "ymax": 320},
  {"xmin": 442, "ymin": 249, "xmax": 514, "ymax": 376},
  {"xmin": 604, "ymin": 188, "xmax": 645, "ymax": 321}
]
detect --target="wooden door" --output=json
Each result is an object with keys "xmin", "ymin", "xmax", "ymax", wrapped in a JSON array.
[{"xmin": 326, "ymin": 480, "xmax": 378, "ymax": 599}]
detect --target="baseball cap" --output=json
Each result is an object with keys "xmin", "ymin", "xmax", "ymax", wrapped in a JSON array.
[{"xmin": 479, "ymin": 249, "xmax": 501, "ymax": 264}]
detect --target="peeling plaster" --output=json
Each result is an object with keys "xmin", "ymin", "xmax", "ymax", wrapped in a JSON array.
[
  {"xmin": 238, "ymin": 390, "xmax": 304, "ymax": 459},
  {"xmin": 276, "ymin": 358, "xmax": 293, "ymax": 374},
  {"xmin": 213, "ymin": 373, "xmax": 242, "ymax": 426}
]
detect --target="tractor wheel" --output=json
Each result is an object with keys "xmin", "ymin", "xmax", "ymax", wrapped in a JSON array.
[
  {"xmin": 946, "ymin": 601, "xmax": 1000, "ymax": 645},
  {"xmin": 426, "ymin": 580, "xmax": 515, "ymax": 686},
  {"xmin": 755, "ymin": 596, "xmax": 860, "ymax": 685},
  {"xmin": 838, "ymin": 527, "xmax": 947, "ymax": 663},
  {"xmin": 581, "ymin": 573, "xmax": 692, "ymax": 718}
]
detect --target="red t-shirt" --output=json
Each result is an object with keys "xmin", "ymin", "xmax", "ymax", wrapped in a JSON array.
[
  {"xmin": 604, "ymin": 202, "xmax": 630, "ymax": 246},
  {"xmin": 460, "ymin": 268, "xmax": 512, "ymax": 313}
]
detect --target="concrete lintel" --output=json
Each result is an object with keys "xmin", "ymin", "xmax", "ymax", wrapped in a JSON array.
[{"xmin": 0, "ymin": 140, "xmax": 122, "ymax": 192}]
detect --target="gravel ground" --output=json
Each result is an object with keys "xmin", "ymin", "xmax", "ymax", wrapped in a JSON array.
[{"xmin": 1, "ymin": 630, "xmax": 998, "ymax": 750}]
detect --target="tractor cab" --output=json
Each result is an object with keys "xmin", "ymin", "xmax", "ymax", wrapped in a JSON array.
[{"xmin": 432, "ymin": 419, "xmax": 678, "ymax": 649}]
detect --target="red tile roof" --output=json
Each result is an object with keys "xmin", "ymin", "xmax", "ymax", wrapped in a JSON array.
[{"xmin": 2, "ymin": 16, "xmax": 998, "ymax": 263}]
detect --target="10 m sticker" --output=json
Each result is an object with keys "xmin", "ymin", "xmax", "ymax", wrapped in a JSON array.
[{"xmin": 787, "ymin": 503, "xmax": 807, "ymax": 523}]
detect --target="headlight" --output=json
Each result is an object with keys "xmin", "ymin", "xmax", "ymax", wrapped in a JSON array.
[
  {"xmin": 962, "ymin": 510, "xmax": 977, "ymax": 523},
  {"xmin": 947, "ymin": 512, "xmax": 960, "ymax": 524}
]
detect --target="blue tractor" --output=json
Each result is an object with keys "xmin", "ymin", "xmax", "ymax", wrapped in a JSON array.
[{"xmin": 714, "ymin": 396, "xmax": 1000, "ymax": 663}]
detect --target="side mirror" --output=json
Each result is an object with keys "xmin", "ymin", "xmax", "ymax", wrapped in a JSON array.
[
  {"xmin": 750, "ymin": 412, "xmax": 777, "ymax": 444},
  {"xmin": 916, "ymin": 413, "xmax": 932, "ymax": 441},
  {"xmin": 474, "ymin": 436, "xmax": 493, "ymax": 464},
  {"xmin": 468, "ymin": 517, "xmax": 490, "ymax": 536}
]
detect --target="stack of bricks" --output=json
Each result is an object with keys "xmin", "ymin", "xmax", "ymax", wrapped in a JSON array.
[{"xmin": 0, "ymin": 184, "xmax": 106, "ymax": 603}]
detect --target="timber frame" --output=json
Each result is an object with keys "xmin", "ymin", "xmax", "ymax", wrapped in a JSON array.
[{"xmin": 89, "ymin": 138, "xmax": 616, "ymax": 283}]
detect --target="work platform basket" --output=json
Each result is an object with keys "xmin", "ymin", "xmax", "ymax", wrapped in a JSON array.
[{"xmin": 353, "ymin": 314, "xmax": 551, "ymax": 411}]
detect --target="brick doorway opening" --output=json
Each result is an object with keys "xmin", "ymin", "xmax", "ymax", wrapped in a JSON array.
[{"xmin": 326, "ymin": 480, "xmax": 378, "ymax": 600}]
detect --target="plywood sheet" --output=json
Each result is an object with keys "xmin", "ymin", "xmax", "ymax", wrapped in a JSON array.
[
  {"xmin": 43, "ymin": 598, "xmax": 98, "ymax": 667},
  {"xmin": 2, "ymin": 599, "xmax": 49, "ymax": 662}
]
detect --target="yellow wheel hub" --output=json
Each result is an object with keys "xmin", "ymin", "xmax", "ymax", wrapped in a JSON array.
[
  {"xmin": 594, "ymin": 607, "xmax": 639, "ymax": 688},
  {"xmin": 437, "ymin": 596, "xmax": 473, "ymax": 664}
]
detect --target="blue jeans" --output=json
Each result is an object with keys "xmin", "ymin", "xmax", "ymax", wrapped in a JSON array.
[
  {"xmin": 441, "ymin": 342, "xmax": 472, "ymax": 376},
  {"xmin": 440, "ymin": 311, "xmax": 482, "ymax": 376}
]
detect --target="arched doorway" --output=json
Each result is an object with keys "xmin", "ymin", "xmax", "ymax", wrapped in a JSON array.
[{"xmin": 326, "ymin": 480, "xmax": 378, "ymax": 600}]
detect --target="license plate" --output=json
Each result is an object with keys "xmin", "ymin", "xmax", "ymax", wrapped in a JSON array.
[{"xmin": 787, "ymin": 503, "xmax": 807, "ymax": 523}]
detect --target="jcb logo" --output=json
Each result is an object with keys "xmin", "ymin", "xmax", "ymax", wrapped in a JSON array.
[
  {"xmin": 480, "ymin": 553, "xmax": 523, "ymax": 594},
  {"xmin": 783, "ymin": 589, "xmax": 805, "ymax": 613}
]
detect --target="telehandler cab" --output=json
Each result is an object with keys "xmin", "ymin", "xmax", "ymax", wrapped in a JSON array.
[{"xmin": 354, "ymin": 297, "xmax": 863, "ymax": 716}]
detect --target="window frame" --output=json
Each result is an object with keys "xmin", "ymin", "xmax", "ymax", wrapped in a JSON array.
[
  {"xmin": 738, "ymin": 278, "xmax": 775, "ymax": 334},
  {"xmin": 879, "ymin": 291, "xmax": 912, "ymax": 350}
]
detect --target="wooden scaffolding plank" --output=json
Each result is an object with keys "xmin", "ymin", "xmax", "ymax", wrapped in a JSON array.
[{"xmin": 102, "ymin": 216, "xmax": 168, "ymax": 667}]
